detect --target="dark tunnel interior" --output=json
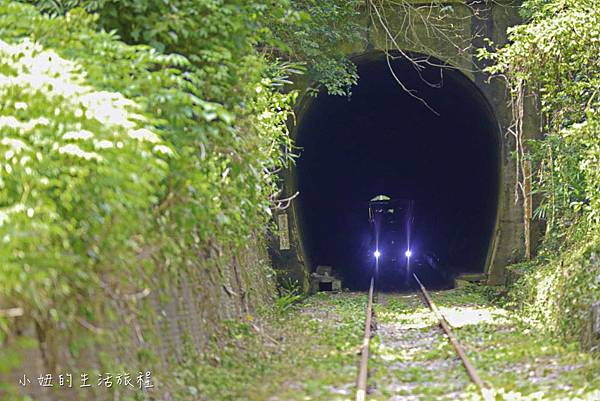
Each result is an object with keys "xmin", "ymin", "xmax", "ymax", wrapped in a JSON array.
[{"xmin": 295, "ymin": 53, "xmax": 500, "ymax": 291}]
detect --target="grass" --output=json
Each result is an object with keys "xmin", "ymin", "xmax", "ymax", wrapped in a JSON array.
[
  {"xmin": 172, "ymin": 286, "xmax": 599, "ymax": 400},
  {"xmin": 431, "ymin": 285, "xmax": 600, "ymax": 400},
  {"xmin": 174, "ymin": 292, "xmax": 366, "ymax": 400}
]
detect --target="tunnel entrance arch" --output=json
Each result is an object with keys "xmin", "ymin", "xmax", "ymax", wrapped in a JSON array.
[{"xmin": 289, "ymin": 51, "xmax": 502, "ymax": 291}]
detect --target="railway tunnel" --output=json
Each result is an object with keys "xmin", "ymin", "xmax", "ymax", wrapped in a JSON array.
[{"xmin": 294, "ymin": 53, "xmax": 501, "ymax": 291}]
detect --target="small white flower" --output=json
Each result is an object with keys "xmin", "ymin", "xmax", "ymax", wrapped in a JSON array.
[
  {"xmin": 58, "ymin": 144, "xmax": 101, "ymax": 161},
  {"xmin": 128, "ymin": 128, "xmax": 160, "ymax": 143},
  {"xmin": 1, "ymin": 138, "xmax": 27, "ymax": 152},
  {"xmin": 95, "ymin": 140, "xmax": 114, "ymax": 149},
  {"xmin": 63, "ymin": 129, "xmax": 94, "ymax": 140},
  {"xmin": 153, "ymin": 144, "xmax": 173, "ymax": 155}
]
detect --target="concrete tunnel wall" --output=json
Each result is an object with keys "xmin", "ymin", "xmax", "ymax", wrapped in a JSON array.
[{"xmin": 268, "ymin": 1, "xmax": 536, "ymax": 291}]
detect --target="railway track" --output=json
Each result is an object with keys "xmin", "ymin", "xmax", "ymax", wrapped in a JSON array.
[{"xmin": 355, "ymin": 274, "xmax": 491, "ymax": 401}]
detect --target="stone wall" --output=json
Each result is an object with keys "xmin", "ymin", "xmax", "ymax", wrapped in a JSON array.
[{"xmin": 1, "ymin": 234, "xmax": 274, "ymax": 400}]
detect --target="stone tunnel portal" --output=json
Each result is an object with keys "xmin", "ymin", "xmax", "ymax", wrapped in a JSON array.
[{"xmin": 295, "ymin": 53, "xmax": 501, "ymax": 291}]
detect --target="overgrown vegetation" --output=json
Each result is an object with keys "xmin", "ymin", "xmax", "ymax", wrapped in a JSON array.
[
  {"xmin": 23, "ymin": 0, "xmax": 365, "ymax": 97},
  {"xmin": 0, "ymin": 0, "xmax": 364, "ymax": 398},
  {"xmin": 195, "ymin": 288, "xmax": 599, "ymax": 401},
  {"xmin": 1, "ymin": 0, "xmax": 598, "ymax": 398},
  {"xmin": 177, "ymin": 293, "xmax": 366, "ymax": 400},
  {"xmin": 373, "ymin": 286, "xmax": 599, "ymax": 400},
  {"xmin": 481, "ymin": 0, "xmax": 599, "ymax": 346},
  {"xmin": 431, "ymin": 286, "xmax": 600, "ymax": 400}
]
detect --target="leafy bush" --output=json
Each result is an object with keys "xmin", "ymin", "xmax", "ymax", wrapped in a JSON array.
[
  {"xmin": 0, "ymin": 0, "xmax": 367, "ymax": 396},
  {"xmin": 22, "ymin": 0, "xmax": 365, "ymax": 96},
  {"xmin": 273, "ymin": 277, "xmax": 303, "ymax": 315},
  {"xmin": 271, "ymin": 0, "xmax": 365, "ymax": 95},
  {"xmin": 484, "ymin": 0, "xmax": 599, "ymax": 234},
  {"xmin": 0, "ymin": 1, "xmax": 298, "ymax": 394},
  {"xmin": 0, "ymin": 18, "xmax": 170, "ymax": 325},
  {"xmin": 483, "ymin": 0, "xmax": 600, "ymax": 345},
  {"xmin": 506, "ymin": 227, "xmax": 599, "ymax": 345}
]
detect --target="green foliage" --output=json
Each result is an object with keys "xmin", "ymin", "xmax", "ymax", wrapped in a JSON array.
[
  {"xmin": 271, "ymin": 0, "xmax": 365, "ymax": 95},
  {"xmin": 21, "ymin": 0, "xmax": 286, "ymax": 102},
  {"xmin": 0, "ymin": 25, "xmax": 169, "ymax": 322},
  {"xmin": 181, "ymin": 293, "xmax": 366, "ymax": 400},
  {"xmin": 482, "ymin": 0, "xmax": 600, "ymax": 344},
  {"xmin": 429, "ymin": 288, "xmax": 600, "ymax": 398},
  {"xmin": 0, "ymin": 0, "xmax": 365, "ymax": 396},
  {"xmin": 273, "ymin": 277, "xmax": 302, "ymax": 315},
  {"xmin": 482, "ymin": 0, "xmax": 599, "ymax": 234},
  {"xmin": 0, "ymin": 1, "xmax": 300, "ymax": 396},
  {"xmin": 23, "ymin": 0, "xmax": 365, "ymax": 96},
  {"xmin": 506, "ymin": 227, "xmax": 599, "ymax": 346},
  {"xmin": 273, "ymin": 293, "xmax": 301, "ymax": 315},
  {"xmin": 529, "ymin": 117, "xmax": 599, "ymax": 232}
]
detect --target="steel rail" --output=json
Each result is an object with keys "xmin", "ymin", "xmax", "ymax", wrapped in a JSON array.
[
  {"xmin": 356, "ymin": 276, "xmax": 374, "ymax": 401},
  {"xmin": 412, "ymin": 273, "xmax": 487, "ymax": 390}
]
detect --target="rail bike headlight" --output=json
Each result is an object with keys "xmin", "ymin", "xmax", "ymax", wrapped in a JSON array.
[
  {"xmin": 405, "ymin": 249, "xmax": 412, "ymax": 258},
  {"xmin": 373, "ymin": 250, "xmax": 381, "ymax": 259}
]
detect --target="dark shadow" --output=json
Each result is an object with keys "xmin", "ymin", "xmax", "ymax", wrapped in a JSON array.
[{"xmin": 295, "ymin": 52, "xmax": 500, "ymax": 291}]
